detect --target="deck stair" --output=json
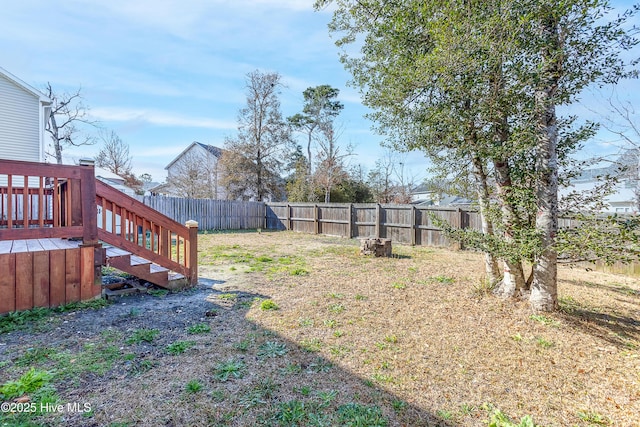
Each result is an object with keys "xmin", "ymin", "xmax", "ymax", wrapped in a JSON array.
[{"xmin": 104, "ymin": 246, "xmax": 187, "ymax": 291}]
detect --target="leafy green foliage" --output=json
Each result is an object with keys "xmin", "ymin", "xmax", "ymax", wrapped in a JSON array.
[
  {"xmin": 0, "ymin": 368, "xmax": 53, "ymax": 400},
  {"xmin": 126, "ymin": 328, "xmax": 160, "ymax": 344},
  {"xmin": 556, "ymin": 214, "xmax": 640, "ymax": 265},
  {"xmin": 185, "ymin": 380, "xmax": 203, "ymax": 393},
  {"xmin": 260, "ymin": 299, "xmax": 279, "ymax": 311},
  {"xmin": 213, "ymin": 359, "xmax": 245, "ymax": 381},
  {"xmin": 0, "ymin": 299, "xmax": 110, "ymax": 334},
  {"xmin": 165, "ymin": 340, "xmax": 196, "ymax": 355},
  {"xmin": 187, "ymin": 323, "xmax": 211, "ymax": 334},
  {"xmin": 276, "ymin": 399, "xmax": 307, "ymax": 425},
  {"xmin": 257, "ymin": 341, "xmax": 288, "ymax": 359}
]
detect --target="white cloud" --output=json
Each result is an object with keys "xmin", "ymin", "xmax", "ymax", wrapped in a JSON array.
[{"xmin": 92, "ymin": 107, "xmax": 236, "ymax": 129}]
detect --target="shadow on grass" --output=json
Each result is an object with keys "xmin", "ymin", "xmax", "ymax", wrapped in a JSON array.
[
  {"xmin": 557, "ymin": 281, "xmax": 639, "ymax": 350},
  {"xmin": 562, "ymin": 278, "xmax": 640, "ymax": 299},
  {"xmin": 558, "ymin": 306, "xmax": 639, "ymax": 350},
  {"xmin": 0, "ymin": 277, "xmax": 457, "ymax": 427}
]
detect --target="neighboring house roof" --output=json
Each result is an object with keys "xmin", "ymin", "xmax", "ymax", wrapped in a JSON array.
[
  {"xmin": 438, "ymin": 195, "xmax": 474, "ymax": 207},
  {"xmin": 164, "ymin": 141, "xmax": 223, "ymax": 170},
  {"xmin": 147, "ymin": 182, "xmax": 171, "ymax": 195},
  {"xmin": 94, "ymin": 166, "xmax": 137, "ymax": 197},
  {"xmin": 142, "ymin": 181, "xmax": 161, "ymax": 192},
  {"xmin": 562, "ymin": 150, "xmax": 638, "ymax": 213}
]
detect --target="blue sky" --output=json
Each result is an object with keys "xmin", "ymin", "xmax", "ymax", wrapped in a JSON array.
[{"xmin": 2, "ymin": 0, "xmax": 639, "ymax": 182}]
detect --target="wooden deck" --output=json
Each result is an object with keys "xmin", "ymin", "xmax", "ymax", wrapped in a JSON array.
[
  {"xmin": 1, "ymin": 159, "xmax": 198, "ymax": 314},
  {"xmin": 0, "ymin": 238, "xmax": 100, "ymax": 314},
  {"xmin": 0, "ymin": 238, "xmax": 82, "ymax": 255}
]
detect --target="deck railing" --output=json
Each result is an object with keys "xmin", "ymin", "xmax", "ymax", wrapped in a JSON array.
[
  {"xmin": 96, "ymin": 180, "xmax": 197, "ymax": 285},
  {"xmin": 0, "ymin": 159, "xmax": 97, "ymax": 245},
  {"xmin": 0, "ymin": 159, "xmax": 197, "ymax": 285}
]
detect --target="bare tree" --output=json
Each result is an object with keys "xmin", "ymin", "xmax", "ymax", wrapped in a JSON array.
[
  {"xmin": 368, "ymin": 151, "xmax": 419, "ymax": 203},
  {"xmin": 592, "ymin": 91, "xmax": 640, "ymax": 210},
  {"xmin": 222, "ymin": 70, "xmax": 293, "ymax": 201},
  {"xmin": 95, "ymin": 129, "xmax": 132, "ymax": 176},
  {"xmin": 314, "ymin": 122, "xmax": 352, "ymax": 203},
  {"xmin": 168, "ymin": 149, "xmax": 225, "ymax": 199},
  {"xmin": 44, "ymin": 83, "xmax": 98, "ymax": 164},
  {"xmin": 367, "ymin": 151, "xmax": 395, "ymax": 203},
  {"xmin": 169, "ymin": 151, "xmax": 213, "ymax": 199}
]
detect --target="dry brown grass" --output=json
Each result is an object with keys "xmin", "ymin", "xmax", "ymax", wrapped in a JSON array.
[{"xmin": 0, "ymin": 230, "xmax": 638, "ymax": 426}]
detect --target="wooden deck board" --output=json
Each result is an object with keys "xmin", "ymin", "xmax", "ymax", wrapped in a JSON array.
[
  {"xmin": 0, "ymin": 241, "xmax": 13, "ymax": 254},
  {"xmin": 0, "ymin": 238, "xmax": 81, "ymax": 255}
]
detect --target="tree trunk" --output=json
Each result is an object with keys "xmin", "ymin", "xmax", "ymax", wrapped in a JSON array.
[
  {"xmin": 471, "ymin": 154, "xmax": 501, "ymax": 285},
  {"xmin": 530, "ymin": 99, "xmax": 558, "ymax": 311},
  {"xmin": 530, "ymin": 11, "xmax": 559, "ymax": 312},
  {"xmin": 49, "ymin": 112, "xmax": 63, "ymax": 164},
  {"xmin": 307, "ymin": 132, "xmax": 313, "ymax": 176},
  {"xmin": 493, "ymin": 159, "xmax": 526, "ymax": 297}
]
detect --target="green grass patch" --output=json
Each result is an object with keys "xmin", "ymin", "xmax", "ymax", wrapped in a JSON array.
[
  {"xmin": 0, "ymin": 368, "xmax": 53, "ymax": 400},
  {"xmin": 187, "ymin": 323, "xmax": 211, "ymax": 334},
  {"xmin": 487, "ymin": 408, "xmax": 539, "ymax": 427},
  {"xmin": 14, "ymin": 346, "xmax": 57, "ymax": 367},
  {"xmin": 52, "ymin": 343, "xmax": 121, "ymax": 379},
  {"xmin": 260, "ymin": 299, "xmax": 279, "ymax": 311},
  {"xmin": 529, "ymin": 314, "xmax": 560, "ymax": 327},
  {"xmin": 185, "ymin": 379, "xmax": 204, "ymax": 393},
  {"xmin": 577, "ymin": 410, "xmax": 610, "ymax": 425},
  {"xmin": 0, "ymin": 299, "xmax": 111, "ymax": 335},
  {"xmin": 337, "ymin": 403, "xmax": 388, "ymax": 426},
  {"xmin": 300, "ymin": 338, "xmax": 323, "ymax": 353},
  {"xmin": 166, "ymin": 340, "xmax": 196, "ymax": 355},
  {"xmin": 257, "ymin": 341, "xmax": 288, "ymax": 359},
  {"xmin": 328, "ymin": 303, "xmax": 345, "ymax": 314},
  {"xmin": 0, "ymin": 368, "xmax": 59, "ymax": 425},
  {"xmin": 148, "ymin": 289, "xmax": 169, "ymax": 298},
  {"xmin": 429, "ymin": 275, "xmax": 455, "ymax": 285},
  {"xmin": 126, "ymin": 328, "xmax": 160, "ymax": 344},
  {"xmin": 213, "ymin": 359, "xmax": 245, "ymax": 382}
]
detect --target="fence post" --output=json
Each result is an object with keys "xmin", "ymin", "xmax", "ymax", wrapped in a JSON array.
[
  {"xmin": 375, "ymin": 203, "xmax": 381, "ymax": 239},
  {"xmin": 411, "ymin": 205, "xmax": 416, "ymax": 246},
  {"xmin": 347, "ymin": 204, "xmax": 353, "ymax": 238},
  {"xmin": 186, "ymin": 220, "xmax": 198, "ymax": 286},
  {"xmin": 314, "ymin": 204, "xmax": 319, "ymax": 234}
]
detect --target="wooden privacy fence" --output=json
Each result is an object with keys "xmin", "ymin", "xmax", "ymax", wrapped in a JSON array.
[
  {"xmin": 265, "ymin": 203, "xmax": 480, "ymax": 247},
  {"xmin": 139, "ymin": 195, "xmax": 266, "ymax": 231}
]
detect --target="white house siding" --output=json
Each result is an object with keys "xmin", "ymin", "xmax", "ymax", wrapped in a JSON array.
[{"xmin": 0, "ymin": 73, "xmax": 41, "ymax": 163}]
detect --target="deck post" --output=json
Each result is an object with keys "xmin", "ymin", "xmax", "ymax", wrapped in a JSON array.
[
  {"xmin": 78, "ymin": 159, "xmax": 102, "ymax": 291},
  {"xmin": 186, "ymin": 220, "xmax": 199, "ymax": 286},
  {"xmin": 79, "ymin": 159, "xmax": 98, "ymax": 246}
]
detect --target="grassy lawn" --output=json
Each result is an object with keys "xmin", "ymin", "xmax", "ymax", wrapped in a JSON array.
[{"xmin": 0, "ymin": 231, "xmax": 638, "ymax": 426}]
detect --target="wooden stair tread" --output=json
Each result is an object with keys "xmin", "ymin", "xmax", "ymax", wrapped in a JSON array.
[
  {"xmin": 130, "ymin": 255, "xmax": 152, "ymax": 266},
  {"xmin": 150, "ymin": 264, "xmax": 169, "ymax": 273},
  {"xmin": 102, "ymin": 243, "xmax": 190, "ymax": 290},
  {"xmin": 168, "ymin": 272, "xmax": 185, "ymax": 281},
  {"xmin": 105, "ymin": 246, "xmax": 131, "ymax": 257}
]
